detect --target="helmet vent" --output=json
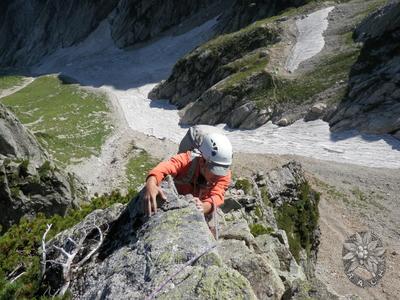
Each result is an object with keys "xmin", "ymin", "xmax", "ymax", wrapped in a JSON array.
[{"xmin": 211, "ymin": 139, "xmax": 218, "ymax": 156}]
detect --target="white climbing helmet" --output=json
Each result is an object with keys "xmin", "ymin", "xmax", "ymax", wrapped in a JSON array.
[{"xmin": 199, "ymin": 132, "xmax": 233, "ymax": 176}]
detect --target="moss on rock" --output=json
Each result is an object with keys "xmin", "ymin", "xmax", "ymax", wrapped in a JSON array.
[
  {"xmin": 249, "ymin": 223, "xmax": 274, "ymax": 237},
  {"xmin": 234, "ymin": 178, "xmax": 253, "ymax": 195}
]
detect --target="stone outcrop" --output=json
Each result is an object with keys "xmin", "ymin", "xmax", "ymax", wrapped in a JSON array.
[
  {"xmin": 41, "ymin": 162, "xmax": 339, "ymax": 299},
  {"xmin": 43, "ymin": 181, "xmax": 257, "ymax": 299},
  {"xmin": 329, "ymin": 2, "xmax": 400, "ymax": 137},
  {"xmin": 149, "ymin": 23, "xmax": 280, "ymax": 129},
  {"xmin": 0, "ymin": 103, "xmax": 86, "ymax": 231}
]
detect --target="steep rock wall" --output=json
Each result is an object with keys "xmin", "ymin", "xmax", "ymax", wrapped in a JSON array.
[
  {"xmin": 0, "ymin": 0, "xmax": 119, "ymax": 67},
  {"xmin": 0, "ymin": 0, "xmax": 221, "ymax": 68},
  {"xmin": 329, "ymin": 2, "xmax": 400, "ymax": 137}
]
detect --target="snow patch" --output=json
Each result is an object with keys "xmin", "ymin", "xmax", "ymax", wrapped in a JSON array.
[{"xmin": 286, "ymin": 6, "xmax": 335, "ymax": 72}]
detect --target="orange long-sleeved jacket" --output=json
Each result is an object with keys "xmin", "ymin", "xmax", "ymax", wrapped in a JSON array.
[{"xmin": 147, "ymin": 151, "xmax": 231, "ymax": 208}]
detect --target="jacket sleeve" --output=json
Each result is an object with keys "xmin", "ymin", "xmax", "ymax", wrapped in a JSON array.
[
  {"xmin": 202, "ymin": 170, "xmax": 231, "ymax": 209},
  {"xmin": 147, "ymin": 152, "xmax": 191, "ymax": 185}
]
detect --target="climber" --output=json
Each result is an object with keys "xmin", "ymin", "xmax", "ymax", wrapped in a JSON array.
[
  {"xmin": 144, "ymin": 131, "xmax": 232, "ymax": 217},
  {"xmin": 178, "ymin": 124, "xmax": 224, "ymax": 153}
]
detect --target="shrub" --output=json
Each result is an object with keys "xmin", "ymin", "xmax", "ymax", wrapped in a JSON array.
[
  {"xmin": 275, "ymin": 182, "xmax": 320, "ymax": 262},
  {"xmin": 249, "ymin": 223, "xmax": 273, "ymax": 237},
  {"xmin": 234, "ymin": 178, "xmax": 253, "ymax": 195}
]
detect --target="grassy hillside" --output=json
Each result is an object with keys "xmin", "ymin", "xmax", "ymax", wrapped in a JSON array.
[{"xmin": 1, "ymin": 75, "xmax": 112, "ymax": 165}]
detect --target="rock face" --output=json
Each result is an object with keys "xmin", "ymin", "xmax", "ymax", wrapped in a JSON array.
[
  {"xmin": 43, "ymin": 181, "xmax": 257, "ymax": 299},
  {"xmin": 110, "ymin": 0, "xmax": 219, "ymax": 48},
  {"xmin": 0, "ymin": 0, "xmax": 119, "ymax": 67},
  {"xmin": 329, "ymin": 2, "xmax": 400, "ymax": 137},
  {"xmin": 0, "ymin": 104, "xmax": 86, "ymax": 231},
  {"xmin": 42, "ymin": 162, "xmax": 339, "ymax": 299},
  {"xmin": 0, "ymin": 0, "xmax": 221, "ymax": 67},
  {"xmin": 218, "ymin": 0, "xmax": 307, "ymax": 33}
]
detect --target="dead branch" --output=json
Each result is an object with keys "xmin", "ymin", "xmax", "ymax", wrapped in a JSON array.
[
  {"xmin": 75, "ymin": 223, "xmax": 107, "ymax": 268},
  {"xmin": 40, "ymin": 224, "xmax": 53, "ymax": 279},
  {"xmin": 10, "ymin": 271, "xmax": 26, "ymax": 283},
  {"xmin": 42, "ymin": 219, "xmax": 107, "ymax": 297},
  {"xmin": 7, "ymin": 263, "xmax": 26, "ymax": 283}
]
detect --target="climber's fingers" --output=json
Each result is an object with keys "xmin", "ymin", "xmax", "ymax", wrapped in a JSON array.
[
  {"xmin": 194, "ymin": 197, "xmax": 203, "ymax": 212},
  {"xmin": 158, "ymin": 187, "xmax": 167, "ymax": 200},
  {"xmin": 151, "ymin": 192, "xmax": 158, "ymax": 215}
]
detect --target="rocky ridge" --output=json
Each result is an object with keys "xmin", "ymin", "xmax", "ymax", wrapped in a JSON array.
[
  {"xmin": 42, "ymin": 161, "xmax": 344, "ymax": 299},
  {"xmin": 149, "ymin": 20, "xmax": 282, "ymax": 129},
  {"xmin": 0, "ymin": 103, "xmax": 86, "ymax": 232}
]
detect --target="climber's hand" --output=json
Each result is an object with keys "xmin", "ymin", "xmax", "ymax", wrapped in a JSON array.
[
  {"xmin": 194, "ymin": 197, "xmax": 204, "ymax": 212},
  {"xmin": 144, "ymin": 176, "xmax": 166, "ymax": 216}
]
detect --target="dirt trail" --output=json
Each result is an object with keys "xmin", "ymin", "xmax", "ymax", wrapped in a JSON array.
[{"xmin": 0, "ymin": 77, "xmax": 35, "ymax": 98}]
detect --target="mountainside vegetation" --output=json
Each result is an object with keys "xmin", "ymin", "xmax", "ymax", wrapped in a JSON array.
[{"xmin": 0, "ymin": 190, "xmax": 135, "ymax": 300}]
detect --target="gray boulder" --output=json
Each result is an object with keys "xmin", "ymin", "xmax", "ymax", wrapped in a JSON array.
[
  {"xmin": 305, "ymin": 103, "xmax": 328, "ymax": 122},
  {"xmin": 259, "ymin": 160, "xmax": 306, "ymax": 207}
]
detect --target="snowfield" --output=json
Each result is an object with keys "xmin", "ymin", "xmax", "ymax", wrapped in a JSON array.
[{"xmin": 34, "ymin": 9, "xmax": 400, "ymax": 169}]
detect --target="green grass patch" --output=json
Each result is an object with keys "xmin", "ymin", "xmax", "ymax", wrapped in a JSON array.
[
  {"xmin": 126, "ymin": 150, "xmax": 159, "ymax": 190},
  {"xmin": 275, "ymin": 182, "xmax": 320, "ymax": 262},
  {"xmin": 0, "ymin": 75, "xmax": 24, "ymax": 91},
  {"xmin": 0, "ymin": 190, "xmax": 136, "ymax": 299},
  {"xmin": 249, "ymin": 223, "xmax": 273, "ymax": 237},
  {"xmin": 260, "ymin": 187, "xmax": 271, "ymax": 207},
  {"xmin": 1, "ymin": 75, "xmax": 112, "ymax": 165},
  {"xmin": 234, "ymin": 178, "xmax": 253, "ymax": 195},
  {"xmin": 220, "ymin": 52, "xmax": 269, "ymax": 92},
  {"xmin": 197, "ymin": 19, "xmax": 278, "ymax": 58}
]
